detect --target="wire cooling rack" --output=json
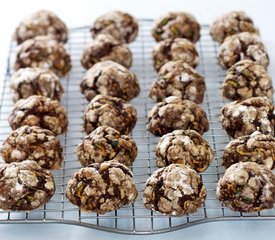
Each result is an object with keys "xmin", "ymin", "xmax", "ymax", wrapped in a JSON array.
[{"xmin": 0, "ymin": 20, "xmax": 275, "ymax": 235}]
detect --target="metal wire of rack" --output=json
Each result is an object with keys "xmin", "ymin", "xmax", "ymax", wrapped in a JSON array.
[{"xmin": 0, "ymin": 19, "xmax": 275, "ymax": 235}]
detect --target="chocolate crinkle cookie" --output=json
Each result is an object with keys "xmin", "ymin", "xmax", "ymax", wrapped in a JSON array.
[
  {"xmin": 221, "ymin": 60, "xmax": 273, "ymax": 101},
  {"xmin": 156, "ymin": 129, "xmax": 214, "ymax": 172},
  {"xmin": 0, "ymin": 160, "xmax": 55, "ymax": 211},
  {"xmin": 14, "ymin": 10, "xmax": 68, "ymax": 45},
  {"xmin": 221, "ymin": 97, "xmax": 275, "ymax": 138},
  {"xmin": 77, "ymin": 126, "xmax": 137, "ymax": 167},
  {"xmin": 9, "ymin": 95, "xmax": 68, "ymax": 135},
  {"xmin": 222, "ymin": 131, "xmax": 275, "ymax": 170},
  {"xmin": 1, "ymin": 126, "xmax": 63, "ymax": 170},
  {"xmin": 217, "ymin": 162, "xmax": 275, "ymax": 212},
  {"xmin": 81, "ymin": 34, "xmax": 132, "ymax": 70},
  {"xmin": 143, "ymin": 164, "xmax": 206, "ymax": 215},
  {"xmin": 152, "ymin": 12, "xmax": 200, "ymax": 43},
  {"xmin": 150, "ymin": 60, "xmax": 205, "ymax": 103},
  {"xmin": 80, "ymin": 60, "xmax": 140, "ymax": 102},
  {"xmin": 147, "ymin": 96, "xmax": 209, "ymax": 136},
  {"xmin": 210, "ymin": 11, "xmax": 258, "ymax": 43},
  {"xmin": 10, "ymin": 67, "xmax": 64, "ymax": 102},
  {"xmin": 83, "ymin": 95, "xmax": 137, "ymax": 135},
  {"xmin": 91, "ymin": 11, "xmax": 139, "ymax": 43},
  {"xmin": 14, "ymin": 36, "xmax": 71, "ymax": 77},
  {"xmin": 218, "ymin": 32, "xmax": 269, "ymax": 69},
  {"xmin": 65, "ymin": 160, "xmax": 137, "ymax": 214}
]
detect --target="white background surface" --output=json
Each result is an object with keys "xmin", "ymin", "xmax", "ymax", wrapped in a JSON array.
[{"xmin": 0, "ymin": 0, "xmax": 275, "ymax": 239}]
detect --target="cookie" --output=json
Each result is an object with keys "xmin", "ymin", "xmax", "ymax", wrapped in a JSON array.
[
  {"xmin": 91, "ymin": 11, "xmax": 138, "ymax": 43},
  {"xmin": 77, "ymin": 126, "xmax": 137, "ymax": 167},
  {"xmin": 221, "ymin": 97, "xmax": 275, "ymax": 138},
  {"xmin": 0, "ymin": 160, "xmax": 55, "ymax": 211},
  {"xmin": 143, "ymin": 164, "xmax": 206, "ymax": 215},
  {"xmin": 218, "ymin": 32, "xmax": 269, "ymax": 69},
  {"xmin": 210, "ymin": 11, "xmax": 258, "ymax": 43},
  {"xmin": 9, "ymin": 95, "xmax": 68, "ymax": 135},
  {"xmin": 81, "ymin": 34, "xmax": 132, "ymax": 70},
  {"xmin": 80, "ymin": 60, "xmax": 140, "ymax": 102},
  {"xmin": 10, "ymin": 67, "xmax": 64, "ymax": 102},
  {"xmin": 14, "ymin": 36, "xmax": 71, "ymax": 77},
  {"xmin": 152, "ymin": 38, "xmax": 199, "ymax": 71},
  {"xmin": 217, "ymin": 162, "xmax": 275, "ymax": 212},
  {"xmin": 14, "ymin": 10, "xmax": 68, "ymax": 44},
  {"xmin": 150, "ymin": 60, "xmax": 205, "ymax": 103},
  {"xmin": 65, "ymin": 160, "xmax": 137, "ymax": 214},
  {"xmin": 1, "ymin": 126, "xmax": 63, "ymax": 170},
  {"xmin": 152, "ymin": 12, "xmax": 200, "ymax": 43},
  {"xmin": 83, "ymin": 95, "xmax": 137, "ymax": 135},
  {"xmin": 147, "ymin": 96, "xmax": 209, "ymax": 136}
]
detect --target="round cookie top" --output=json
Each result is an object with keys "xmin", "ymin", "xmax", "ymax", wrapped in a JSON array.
[
  {"xmin": 210, "ymin": 11, "xmax": 258, "ymax": 43},
  {"xmin": 80, "ymin": 60, "xmax": 140, "ymax": 102},
  {"xmin": 91, "ymin": 11, "xmax": 139, "ymax": 43},
  {"xmin": 0, "ymin": 160, "xmax": 55, "ymax": 211},
  {"xmin": 152, "ymin": 38, "xmax": 199, "ymax": 71},
  {"xmin": 14, "ymin": 10, "xmax": 68, "ymax": 44},
  {"xmin": 65, "ymin": 160, "xmax": 138, "ymax": 214},
  {"xmin": 221, "ymin": 97, "xmax": 275, "ymax": 138},
  {"xmin": 14, "ymin": 35, "xmax": 72, "ymax": 77},
  {"xmin": 218, "ymin": 32, "xmax": 269, "ymax": 69},
  {"xmin": 77, "ymin": 126, "xmax": 137, "ymax": 167},
  {"xmin": 150, "ymin": 60, "xmax": 205, "ymax": 103},
  {"xmin": 152, "ymin": 12, "xmax": 200, "ymax": 43},
  {"xmin": 8, "ymin": 95, "xmax": 68, "ymax": 135},
  {"xmin": 217, "ymin": 162, "xmax": 275, "ymax": 212},
  {"xmin": 147, "ymin": 96, "xmax": 209, "ymax": 136},
  {"xmin": 81, "ymin": 34, "xmax": 132, "ymax": 70},
  {"xmin": 143, "ymin": 164, "xmax": 207, "ymax": 215},
  {"xmin": 10, "ymin": 67, "xmax": 64, "ymax": 102},
  {"xmin": 83, "ymin": 95, "xmax": 137, "ymax": 135}
]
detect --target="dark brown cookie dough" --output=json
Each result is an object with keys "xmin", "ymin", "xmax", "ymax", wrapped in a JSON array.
[
  {"xmin": 156, "ymin": 129, "xmax": 214, "ymax": 172},
  {"xmin": 143, "ymin": 164, "xmax": 206, "ymax": 215},
  {"xmin": 152, "ymin": 12, "xmax": 200, "ymax": 43},
  {"xmin": 65, "ymin": 160, "xmax": 137, "ymax": 214},
  {"xmin": 221, "ymin": 60, "xmax": 273, "ymax": 101},
  {"xmin": 221, "ymin": 97, "xmax": 275, "ymax": 138},
  {"xmin": 152, "ymin": 38, "xmax": 199, "ymax": 71},
  {"xmin": 150, "ymin": 60, "xmax": 205, "ymax": 103},
  {"xmin": 9, "ymin": 95, "xmax": 68, "ymax": 135},
  {"xmin": 14, "ymin": 36, "xmax": 71, "ymax": 77},
  {"xmin": 80, "ymin": 60, "xmax": 140, "ymax": 102},
  {"xmin": 1, "ymin": 126, "xmax": 63, "ymax": 170},
  {"xmin": 14, "ymin": 10, "xmax": 68, "ymax": 44},
  {"xmin": 218, "ymin": 32, "xmax": 269, "ymax": 69},
  {"xmin": 210, "ymin": 11, "xmax": 258, "ymax": 43},
  {"xmin": 10, "ymin": 67, "xmax": 64, "ymax": 102},
  {"xmin": 83, "ymin": 95, "xmax": 137, "ymax": 135},
  {"xmin": 91, "ymin": 11, "xmax": 139, "ymax": 43},
  {"xmin": 217, "ymin": 162, "xmax": 275, "ymax": 212},
  {"xmin": 81, "ymin": 34, "xmax": 132, "ymax": 70},
  {"xmin": 77, "ymin": 126, "xmax": 137, "ymax": 167},
  {"xmin": 147, "ymin": 96, "xmax": 209, "ymax": 136},
  {"xmin": 0, "ymin": 160, "xmax": 55, "ymax": 211}
]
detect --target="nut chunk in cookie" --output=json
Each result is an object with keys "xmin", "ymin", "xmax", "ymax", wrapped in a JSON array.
[
  {"xmin": 77, "ymin": 126, "xmax": 137, "ymax": 167},
  {"xmin": 217, "ymin": 162, "xmax": 275, "ymax": 212},
  {"xmin": 156, "ymin": 129, "xmax": 214, "ymax": 172},
  {"xmin": 0, "ymin": 160, "xmax": 55, "ymax": 211},
  {"xmin": 143, "ymin": 164, "xmax": 206, "ymax": 215},
  {"xmin": 1, "ymin": 126, "xmax": 63, "ymax": 170},
  {"xmin": 9, "ymin": 95, "xmax": 68, "ymax": 135},
  {"xmin": 66, "ymin": 161, "xmax": 137, "ymax": 214},
  {"xmin": 221, "ymin": 97, "xmax": 275, "ymax": 138},
  {"xmin": 147, "ymin": 96, "xmax": 209, "ymax": 136}
]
